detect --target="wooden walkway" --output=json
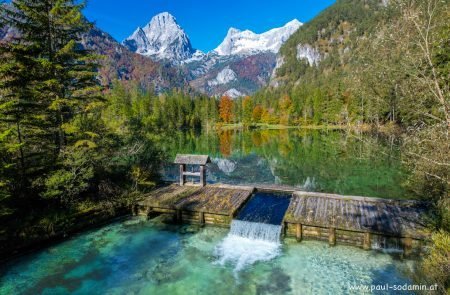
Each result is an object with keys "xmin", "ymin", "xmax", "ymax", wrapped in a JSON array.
[
  {"xmin": 173, "ymin": 184, "xmax": 254, "ymax": 215},
  {"xmin": 138, "ymin": 184, "xmax": 202, "ymax": 209},
  {"xmin": 284, "ymin": 191, "xmax": 428, "ymax": 239},
  {"xmin": 135, "ymin": 184, "xmax": 254, "ymax": 226}
]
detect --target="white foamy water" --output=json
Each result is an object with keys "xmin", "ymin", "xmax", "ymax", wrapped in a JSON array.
[
  {"xmin": 215, "ymin": 220, "xmax": 282, "ymax": 273},
  {"xmin": 371, "ymin": 235, "xmax": 404, "ymax": 253},
  {"xmin": 230, "ymin": 220, "xmax": 282, "ymax": 242}
]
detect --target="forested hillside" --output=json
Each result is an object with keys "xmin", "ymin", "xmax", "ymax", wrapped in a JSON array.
[
  {"xmin": 246, "ymin": 0, "xmax": 448, "ymax": 129},
  {"xmin": 0, "ymin": 3, "xmax": 187, "ymax": 92},
  {"xmin": 83, "ymin": 26, "xmax": 187, "ymax": 91}
]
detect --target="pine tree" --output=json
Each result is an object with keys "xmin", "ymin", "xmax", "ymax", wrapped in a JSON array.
[
  {"xmin": 3, "ymin": 0, "xmax": 101, "ymax": 155},
  {"xmin": 0, "ymin": 0, "xmax": 101, "ymax": 201},
  {"xmin": 0, "ymin": 41, "xmax": 51, "ymax": 197},
  {"xmin": 242, "ymin": 96, "xmax": 253, "ymax": 126}
]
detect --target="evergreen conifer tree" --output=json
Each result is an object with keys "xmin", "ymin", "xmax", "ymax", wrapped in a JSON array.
[{"xmin": 0, "ymin": 0, "xmax": 101, "ymax": 201}]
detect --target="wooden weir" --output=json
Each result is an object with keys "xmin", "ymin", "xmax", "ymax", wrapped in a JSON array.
[
  {"xmin": 283, "ymin": 191, "xmax": 429, "ymax": 254},
  {"xmin": 135, "ymin": 183, "xmax": 429, "ymax": 254},
  {"xmin": 134, "ymin": 155, "xmax": 429, "ymax": 253},
  {"xmin": 135, "ymin": 183, "xmax": 254, "ymax": 226}
]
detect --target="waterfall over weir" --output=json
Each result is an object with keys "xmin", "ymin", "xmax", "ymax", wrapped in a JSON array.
[
  {"xmin": 215, "ymin": 220, "xmax": 282, "ymax": 273},
  {"xmin": 229, "ymin": 220, "xmax": 282, "ymax": 243},
  {"xmin": 371, "ymin": 235, "xmax": 404, "ymax": 253},
  {"xmin": 215, "ymin": 192, "xmax": 290, "ymax": 274}
]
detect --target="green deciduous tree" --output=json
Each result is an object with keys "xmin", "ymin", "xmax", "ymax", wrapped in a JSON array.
[
  {"xmin": 41, "ymin": 147, "xmax": 94, "ymax": 204},
  {"xmin": 242, "ymin": 96, "xmax": 253, "ymax": 126}
]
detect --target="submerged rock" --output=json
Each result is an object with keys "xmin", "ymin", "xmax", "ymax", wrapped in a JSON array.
[{"xmin": 256, "ymin": 267, "xmax": 292, "ymax": 295}]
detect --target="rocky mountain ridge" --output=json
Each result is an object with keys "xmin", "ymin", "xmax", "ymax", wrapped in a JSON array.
[{"xmin": 123, "ymin": 12, "xmax": 302, "ymax": 97}]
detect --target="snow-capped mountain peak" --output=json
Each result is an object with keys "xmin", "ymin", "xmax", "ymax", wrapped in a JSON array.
[
  {"xmin": 214, "ymin": 19, "xmax": 302, "ymax": 56},
  {"xmin": 123, "ymin": 12, "xmax": 196, "ymax": 63},
  {"xmin": 227, "ymin": 27, "xmax": 242, "ymax": 36},
  {"xmin": 122, "ymin": 13, "xmax": 303, "ymax": 98}
]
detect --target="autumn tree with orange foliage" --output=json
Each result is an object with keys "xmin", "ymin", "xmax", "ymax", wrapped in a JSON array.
[
  {"xmin": 219, "ymin": 130, "xmax": 232, "ymax": 157},
  {"xmin": 219, "ymin": 96, "xmax": 233, "ymax": 123}
]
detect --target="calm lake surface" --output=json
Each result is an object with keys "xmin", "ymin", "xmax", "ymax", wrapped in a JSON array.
[
  {"xmin": 160, "ymin": 129, "xmax": 411, "ymax": 199},
  {"xmin": 0, "ymin": 217, "xmax": 414, "ymax": 295}
]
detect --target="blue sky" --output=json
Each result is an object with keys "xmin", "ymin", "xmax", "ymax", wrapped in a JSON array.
[{"xmin": 83, "ymin": 0, "xmax": 335, "ymax": 52}]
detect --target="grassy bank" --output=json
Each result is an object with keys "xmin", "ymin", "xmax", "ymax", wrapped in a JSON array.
[{"xmin": 216, "ymin": 123, "xmax": 401, "ymax": 133}]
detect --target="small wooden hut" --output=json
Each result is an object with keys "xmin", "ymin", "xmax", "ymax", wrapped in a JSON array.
[{"xmin": 174, "ymin": 154, "xmax": 211, "ymax": 187}]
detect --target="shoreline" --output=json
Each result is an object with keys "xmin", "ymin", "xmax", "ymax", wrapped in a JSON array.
[
  {"xmin": 216, "ymin": 123, "xmax": 402, "ymax": 134},
  {"xmin": 0, "ymin": 206, "xmax": 130, "ymax": 264}
]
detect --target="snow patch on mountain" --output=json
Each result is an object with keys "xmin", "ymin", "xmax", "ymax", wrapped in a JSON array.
[
  {"xmin": 271, "ymin": 56, "xmax": 285, "ymax": 78},
  {"xmin": 223, "ymin": 88, "xmax": 244, "ymax": 99},
  {"xmin": 182, "ymin": 50, "xmax": 206, "ymax": 63},
  {"xmin": 208, "ymin": 67, "xmax": 237, "ymax": 86},
  {"xmin": 214, "ymin": 19, "xmax": 302, "ymax": 56},
  {"xmin": 296, "ymin": 44, "xmax": 321, "ymax": 66},
  {"xmin": 123, "ymin": 12, "xmax": 196, "ymax": 63}
]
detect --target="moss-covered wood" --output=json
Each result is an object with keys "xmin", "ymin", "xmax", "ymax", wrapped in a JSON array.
[
  {"xmin": 173, "ymin": 184, "xmax": 253, "ymax": 216},
  {"xmin": 138, "ymin": 184, "xmax": 201, "ymax": 209},
  {"xmin": 137, "ymin": 183, "xmax": 253, "ymax": 226}
]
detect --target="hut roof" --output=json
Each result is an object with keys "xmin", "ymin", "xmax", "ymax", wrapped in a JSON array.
[{"xmin": 174, "ymin": 154, "xmax": 211, "ymax": 165}]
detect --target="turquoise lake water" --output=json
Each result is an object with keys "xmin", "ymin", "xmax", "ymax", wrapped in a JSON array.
[{"xmin": 0, "ymin": 217, "xmax": 414, "ymax": 295}]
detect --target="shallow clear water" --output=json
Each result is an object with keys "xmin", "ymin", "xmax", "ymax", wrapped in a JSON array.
[
  {"xmin": 159, "ymin": 129, "xmax": 411, "ymax": 199},
  {"xmin": 0, "ymin": 217, "xmax": 414, "ymax": 295}
]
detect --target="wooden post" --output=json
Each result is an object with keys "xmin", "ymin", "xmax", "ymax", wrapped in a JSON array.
[
  {"xmin": 132, "ymin": 204, "xmax": 138, "ymax": 216},
  {"xmin": 200, "ymin": 165, "xmax": 206, "ymax": 186},
  {"xmin": 363, "ymin": 232, "xmax": 371, "ymax": 250},
  {"xmin": 403, "ymin": 237, "xmax": 413, "ymax": 256},
  {"xmin": 176, "ymin": 209, "xmax": 182, "ymax": 223},
  {"xmin": 179, "ymin": 164, "xmax": 186, "ymax": 186},
  {"xmin": 200, "ymin": 211, "xmax": 205, "ymax": 225},
  {"xmin": 296, "ymin": 223, "xmax": 302, "ymax": 242},
  {"xmin": 329, "ymin": 227, "xmax": 336, "ymax": 246}
]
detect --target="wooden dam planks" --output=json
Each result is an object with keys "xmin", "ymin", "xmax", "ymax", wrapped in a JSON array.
[
  {"xmin": 174, "ymin": 184, "xmax": 254, "ymax": 215},
  {"xmin": 284, "ymin": 192, "xmax": 429, "ymax": 239},
  {"xmin": 138, "ymin": 183, "xmax": 254, "ymax": 217},
  {"xmin": 137, "ymin": 183, "xmax": 428, "ymax": 241},
  {"xmin": 138, "ymin": 184, "xmax": 201, "ymax": 209}
]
